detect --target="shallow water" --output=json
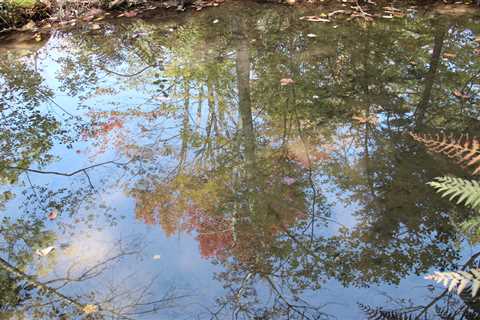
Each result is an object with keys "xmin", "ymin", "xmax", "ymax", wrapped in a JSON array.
[{"xmin": 1, "ymin": 3, "xmax": 480, "ymax": 319}]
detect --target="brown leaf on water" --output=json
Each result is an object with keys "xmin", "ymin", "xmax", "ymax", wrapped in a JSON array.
[
  {"xmin": 124, "ymin": 11, "xmax": 138, "ymax": 18},
  {"xmin": 328, "ymin": 10, "xmax": 350, "ymax": 17},
  {"xmin": 82, "ymin": 15, "xmax": 94, "ymax": 22},
  {"xmin": 287, "ymin": 139, "xmax": 332, "ymax": 169},
  {"xmin": 48, "ymin": 209, "xmax": 58, "ymax": 220},
  {"xmin": 442, "ymin": 52, "xmax": 457, "ymax": 59},
  {"xmin": 82, "ymin": 304, "xmax": 98, "ymax": 314},
  {"xmin": 383, "ymin": 6, "xmax": 402, "ymax": 11},
  {"xmin": 118, "ymin": 11, "xmax": 138, "ymax": 18},
  {"xmin": 352, "ymin": 115, "xmax": 378, "ymax": 125},
  {"xmin": 299, "ymin": 16, "xmax": 330, "ymax": 22},
  {"xmin": 280, "ymin": 78, "xmax": 295, "ymax": 86},
  {"xmin": 453, "ymin": 90, "xmax": 470, "ymax": 100},
  {"xmin": 20, "ymin": 20, "xmax": 36, "ymax": 32}
]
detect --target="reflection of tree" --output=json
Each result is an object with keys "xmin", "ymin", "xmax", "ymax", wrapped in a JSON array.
[
  {"xmin": 0, "ymin": 230, "xmax": 184, "ymax": 319},
  {"xmin": 358, "ymin": 251, "xmax": 480, "ymax": 320},
  {"xmin": 71, "ymin": 6, "xmax": 480, "ymax": 317},
  {"xmin": 4, "ymin": 3, "xmax": 480, "ymax": 318},
  {"xmin": 415, "ymin": 22, "xmax": 448, "ymax": 127}
]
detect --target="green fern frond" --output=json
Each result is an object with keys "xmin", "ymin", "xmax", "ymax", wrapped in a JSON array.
[
  {"xmin": 459, "ymin": 217, "xmax": 480, "ymax": 244},
  {"xmin": 410, "ymin": 132, "xmax": 480, "ymax": 175},
  {"xmin": 425, "ymin": 269, "xmax": 480, "ymax": 297},
  {"xmin": 428, "ymin": 176, "xmax": 480, "ymax": 211}
]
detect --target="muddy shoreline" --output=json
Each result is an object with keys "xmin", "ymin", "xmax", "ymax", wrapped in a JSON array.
[{"xmin": 0, "ymin": 0, "xmax": 479, "ymax": 39}]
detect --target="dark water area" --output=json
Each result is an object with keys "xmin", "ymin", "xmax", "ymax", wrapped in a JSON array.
[{"xmin": 0, "ymin": 2, "xmax": 480, "ymax": 319}]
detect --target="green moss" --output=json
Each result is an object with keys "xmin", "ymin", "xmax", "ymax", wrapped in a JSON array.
[{"xmin": 8, "ymin": 0, "xmax": 37, "ymax": 8}]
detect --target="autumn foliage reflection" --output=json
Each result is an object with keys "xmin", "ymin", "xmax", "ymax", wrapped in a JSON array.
[{"xmin": 132, "ymin": 150, "xmax": 309, "ymax": 260}]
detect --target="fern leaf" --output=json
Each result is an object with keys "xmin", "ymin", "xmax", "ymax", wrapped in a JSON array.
[
  {"xmin": 410, "ymin": 132, "xmax": 480, "ymax": 175},
  {"xmin": 425, "ymin": 269, "xmax": 480, "ymax": 297},
  {"xmin": 460, "ymin": 217, "xmax": 480, "ymax": 244},
  {"xmin": 435, "ymin": 305, "xmax": 480, "ymax": 320},
  {"xmin": 428, "ymin": 177, "xmax": 480, "ymax": 211},
  {"xmin": 358, "ymin": 303, "xmax": 415, "ymax": 320}
]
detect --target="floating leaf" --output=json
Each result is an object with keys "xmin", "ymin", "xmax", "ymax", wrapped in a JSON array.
[
  {"xmin": 124, "ymin": 11, "xmax": 138, "ymax": 18},
  {"xmin": 352, "ymin": 115, "xmax": 378, "ymax": 125},
  {"xmin": 82, "ymin": 15, "xmax": 94, "ymax": 22},
  {"xmin": 282, "ymin": 176, "xmax": 296, "ymax": 186},
  {"xmin": 82, "ymin": 304, "xmax": 98, "ymax": 314},
  {"xmin": 453, "ymin": 89, "xmax": 470, "ymax": 100},
  {"xmin": 48, "ymin": 209, "xmax": 58, "ymax": 220},
  {"xmin": 280, "ymin": 78, "xmax": 295, "ymax": 86},
  {"xmin": 442, "ymin": 52, "xmax": 457, "ymax": 59},
  {"xmin": 299, "ymin": 16, "xmax": 330, "ymax": 23},
  {"xmin": 383, "ymin": 6, "xmax": 402, "ymax": 11},
  {"xmin": 36, "ymin": 246, "xmax": 55, "ymax": 257}
]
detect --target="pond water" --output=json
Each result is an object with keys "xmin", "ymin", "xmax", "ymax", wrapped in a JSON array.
[{"xmin": 1, "ymin": 2, "xmax": 480, "ymax": 319}]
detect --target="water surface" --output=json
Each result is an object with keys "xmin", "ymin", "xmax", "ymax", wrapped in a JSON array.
[{"xmin": 1, "ymin": 3, "xmax": 480, "ymax": 319}]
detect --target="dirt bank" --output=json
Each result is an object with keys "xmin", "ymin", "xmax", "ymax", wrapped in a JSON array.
[{"xmin": 0, "ymin": 0, "xmax": 479, "ymax": 35}]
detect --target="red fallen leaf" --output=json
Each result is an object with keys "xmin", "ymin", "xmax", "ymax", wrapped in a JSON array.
[
  {"xmin": 280, "ymin": 78, "xmax": 295, "ymax": 86},
  {"xmin": 124, "ymin": 11, "xmax": 138, "ymax": 18},
  {"xmin": 48, "ymin": 209, "xmax": 58, "ymax": 220}
]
